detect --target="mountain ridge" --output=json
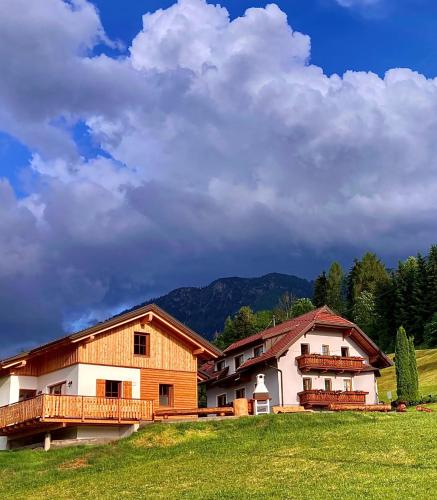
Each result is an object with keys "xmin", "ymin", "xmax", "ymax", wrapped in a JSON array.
[{"xmin": 121, "ymin": 272, "xmax": 313, "ymax": 340}]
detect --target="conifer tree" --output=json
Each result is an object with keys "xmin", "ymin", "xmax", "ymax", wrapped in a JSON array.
[
  {"xmin": 395, "ymin": 326, "xmax": 413, "ymax": 402},
  {"xmin": 426, "ymin": 245, "xmax": 437, "ymax": 320},
  {"xmin": 411, "ymin": 253, "xmax": 427, "ymax": 345},
  {"xmin": 326, "ymin": 262, "xmax": 345, "ymax": 314},
  {"xmin": 408, "ymin": 336, "xmax": 419, "ymax": 401},
  {"xmin": 313, "ymin": 272, "xmax": 328, "ymax": 307},
  {"xmin": 424, "ymin": 313, "xmax": 437, "ymax": 347},
  {"xmin": 352, "ymin": 291, "xmax": 377, "ymax": 341}
]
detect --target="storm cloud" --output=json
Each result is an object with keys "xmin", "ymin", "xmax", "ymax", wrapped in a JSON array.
[{"xmin": 0, "ymin": 0, "xmax": 436, "ymax": 354}]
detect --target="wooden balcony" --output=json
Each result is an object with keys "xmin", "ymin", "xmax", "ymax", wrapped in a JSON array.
[
  {"xmin": 0, "ymin": 394, "xmax": 154, "ymax": 435},
  {"xmin": 298, "ymin": 390, "xmax": 368, "ymax": 408},
  {"xmin": 296, "ymin": 354, "xmax": 365, "ymax": 373}
]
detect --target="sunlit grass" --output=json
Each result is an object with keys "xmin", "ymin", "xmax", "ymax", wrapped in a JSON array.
[
  {"xmin": 1, "ymin": 410, "xmax": 436, "ymax": 499},
  {"xmin": 379, "ymin": 349, "xmax": 437, "ymax": 399}
]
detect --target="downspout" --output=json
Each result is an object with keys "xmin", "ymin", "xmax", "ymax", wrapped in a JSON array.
[{"xmin": 266, "ymin": 363, "xmax": 283, "ymax": 407}]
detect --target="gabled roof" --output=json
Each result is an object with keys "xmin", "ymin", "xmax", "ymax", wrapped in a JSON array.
[
  {"xmin": 0, "ymin": 303, "xmax": 222, "ymax": 371},
  {"xmin": 203, "ymin": 306, "xmax": 391, "ymax": 381}
]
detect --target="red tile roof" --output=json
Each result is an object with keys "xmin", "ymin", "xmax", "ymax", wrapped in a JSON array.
[
  {"xmin": 201, "ymin": 306, "xmax": 391, "ymax": 383},
  {"xmin": 224, "ymin": 306, "xmax": 333, "ymax": 354}
]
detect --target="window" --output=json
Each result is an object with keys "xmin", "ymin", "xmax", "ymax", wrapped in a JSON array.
[
  {"xmin": 215, "ymin": 359, "xmax": 225, "ymax": 371},
  {"xmin": 343, "ymin": 379, "xmax": 353, "ymax": 392},
  {"xmin": 300, "ymin": 344, "xmax": 310, "ymax": 355},
  {"xmin": 217, "ymin": 394, "xmax": 227, "ymax": 406},
  {"xmin": 321, "ymin": 345, "xmax": 330, "ymax": 356},
  {"xmin": 235, "ymin": 388, "xmax": 246, "ymax": 399},
  {"xmin": 253, "ymin": 345, "xmax": 263, "ymax": 358},
  {"xmin": 49, "ymin": 382, "xmax": 66, "ymax": 395},
  {"xmin": 341, "ymin": 346, "xmax": 350, "ymax": 357},
  {"xmin": 159, "ymin": 384, "xmax": 173, "ymax": 406},
  {"xmin": 134, "ymin": 332, "xmax": 150, "ymax": 356},
  {"xmin": 303, "ymin": 378, "xmax": 312, "ymax": 391},
  {"xmin": 234, "ymin": 354, "xmax": 244, "ymax": 370},
  {"xmin": 105, "ymin": 380, "xmax": 121, "ymax": 398},
  {"xmin": 324, "ymin": 379, "xmax": 332, "ymax": 391},
  {"xmin": 19, "ymin": 389, "xmax": 36, "ymax": 401}
]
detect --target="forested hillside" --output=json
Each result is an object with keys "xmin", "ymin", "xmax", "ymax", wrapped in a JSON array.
[
  {"xmin": 214, "ymin": 245, "xmax": 437, "ymax": 351},
  {"xmin": 312, "ymin": 245, "xmax": 437, "ymax": 351},
  {"xmin": 120, "ymin": 273, "xmax": 312, "ymax": 339}
]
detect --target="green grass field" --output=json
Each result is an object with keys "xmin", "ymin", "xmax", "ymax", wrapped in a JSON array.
[
  {"xmin": 378, "ymin": 348, "xmax": 437, "ymax": 400},
  {"xmin": 1, "ymin": 410, "xmax": 436, "ymax": 499}
]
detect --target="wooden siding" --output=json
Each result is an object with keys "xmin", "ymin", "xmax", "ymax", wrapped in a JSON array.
[
  {"xmin": 13, "ymin": 346, "xmax": 79, "ymax": 377},
  {"xmin": 78, "ymin": 320, "xmax": 197, "ymax": 372},
  {"xmin": 140, "ymin": 368, "xmax": 198, "ymax": 409}
]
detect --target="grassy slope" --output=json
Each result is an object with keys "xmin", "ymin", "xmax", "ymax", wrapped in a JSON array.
[
  {"xmin": 1, "ymin": 411, "xmax": 437, "ymax": 499},
  {"xmin": 378, "ymin": 348, "xmax": 437, "ymax": 399}
]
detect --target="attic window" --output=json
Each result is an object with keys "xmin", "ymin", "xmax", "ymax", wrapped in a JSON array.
[
  {"xmin": 215, "ymin": 360, "xmax": 225, "ymax": 371},
  {"xmin": 234, "ymin": 354, "xmax": 244, "ymax": 370},
  {"xmin": 253, "ymin": 345, "xmax": 263, "ymax": 358},
  {"xmin": 134, "ymin": 332, "xmax": 150, "ymax": 356}
]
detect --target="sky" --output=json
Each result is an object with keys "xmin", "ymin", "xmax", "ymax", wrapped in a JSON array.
[{"xmin": 1, "ymin": 0, "xmax": 437, "ymax": 355}]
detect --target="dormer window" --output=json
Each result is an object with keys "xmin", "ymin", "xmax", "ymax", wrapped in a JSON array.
[
  {"xmin": 215, "ymin": 360, "xmax": 225, "ymax": 371},
  {"xmin": 253, "ymin": 345, "xmax": 263, "ymax": 358},
  {"xmin": 234, "ymin": 354, "xmax": 244, "ymax": 370}
]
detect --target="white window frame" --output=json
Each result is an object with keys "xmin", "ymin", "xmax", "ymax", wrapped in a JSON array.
[
  {"xmin": 321, "ymin": 344, "xmax": 330, "ymax": 356},
  {"xmin": 341, "ymin": 346, "xmax": 350, "ymax": 357},
  {"xmin": 324, "ymin": 378, "xmax": 332, "ymax": 391},
  {"xmin": 343, "ymin": 378, "xmax": 353, "ymax": 391}
]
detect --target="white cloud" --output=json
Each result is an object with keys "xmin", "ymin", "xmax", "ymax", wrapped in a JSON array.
[{"xmin": 0, "ymin": 0, "xmax": 436, "ymax": 350}]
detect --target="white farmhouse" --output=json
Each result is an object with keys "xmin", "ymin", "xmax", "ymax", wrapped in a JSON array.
[{"xmin": 202, "ymin": 306, "xmax": 392, "ymax": 410}]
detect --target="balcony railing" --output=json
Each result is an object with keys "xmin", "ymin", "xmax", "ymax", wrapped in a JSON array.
[
  {"xmin": 296, "ymin": 354, "xmax": 365, "ymax": 372},
  {"xmin": 0, "ymin": 394, "xmax": 154, "ymax": 433},
  {"xmin": 298, "ymin": 390, "xmax": 368, "ymax": 408}
]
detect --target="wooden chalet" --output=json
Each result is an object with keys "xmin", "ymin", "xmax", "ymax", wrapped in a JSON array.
[{"xmin": 0, "ymin": 304, "xmax": 220, "ymax": 449}]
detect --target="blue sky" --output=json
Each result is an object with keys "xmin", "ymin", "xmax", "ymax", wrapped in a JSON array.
[{"xmin": 1, "ymin": 0, "xmax": 437, "ymax": 352}]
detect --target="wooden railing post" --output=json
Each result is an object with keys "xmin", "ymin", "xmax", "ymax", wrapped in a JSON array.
[
  {"xmin": 118, "ymin": 398, "xmax": 121, "ymax": 423},
  {"xmin": 81, "ymin": 396, "xmax": 85, "ymax": 422}
]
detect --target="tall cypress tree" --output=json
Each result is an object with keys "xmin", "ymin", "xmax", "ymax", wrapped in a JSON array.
[
  {"xmin": 313, "ymin": 271, "xmax": 328, "ymax": 307},
  {"xmin": 395, "ymin": 326, "xmax": 413, "ymax": 402},
  {"xmin": 408, "ymin": 336, "xmax": 419, "ymax": 401}
]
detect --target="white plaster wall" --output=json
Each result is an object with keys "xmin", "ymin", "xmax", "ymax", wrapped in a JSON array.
[
  {"xmin": 353, "ymin": 372, "xmax": 378, "ymax": 404},
  {"xmin": 36, "ymin": 365, "xmax": 79, "ymax": 395},
  {"xmin": 299, "ymin": 330, "xmax": 369, "ymax": 360},
  {"xmin": 206, "ymin": 367, "xmax": 280, "ymax": 409},
  {"xmin": 0, "ymin": 377, "xmax": 12, "ymax": 406},
  {"xmin": 77, "ymin": 364, "xmax": 141, "ymax": 398},
  {"xmin": 76, "ymin": 424, "xmax": 138, "ymax": 439},
  {"xmin": 225, "ymin": 345, "xmax": 265, "ymax": 375},
  {"xmin": 276, "ymin": 329, "xmax": 376, "ymax": 406}
]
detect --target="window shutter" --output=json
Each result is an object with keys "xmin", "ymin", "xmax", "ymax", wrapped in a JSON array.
[
  {"xmin": 123, "ymin": 381, "xmax": 133, "ymax": 399},
  {"xmin": 96, "ymin": 379, "xmax": 106, "ymax": 398},
  {"xmin": 146, "ymin": 333, "xmax": 150, "ymax": 356}
]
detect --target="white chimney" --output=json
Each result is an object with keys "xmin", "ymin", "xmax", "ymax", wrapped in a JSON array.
[{"xmin": 253, "ymin": 374, "xmax": 269, "ymax": 400}]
